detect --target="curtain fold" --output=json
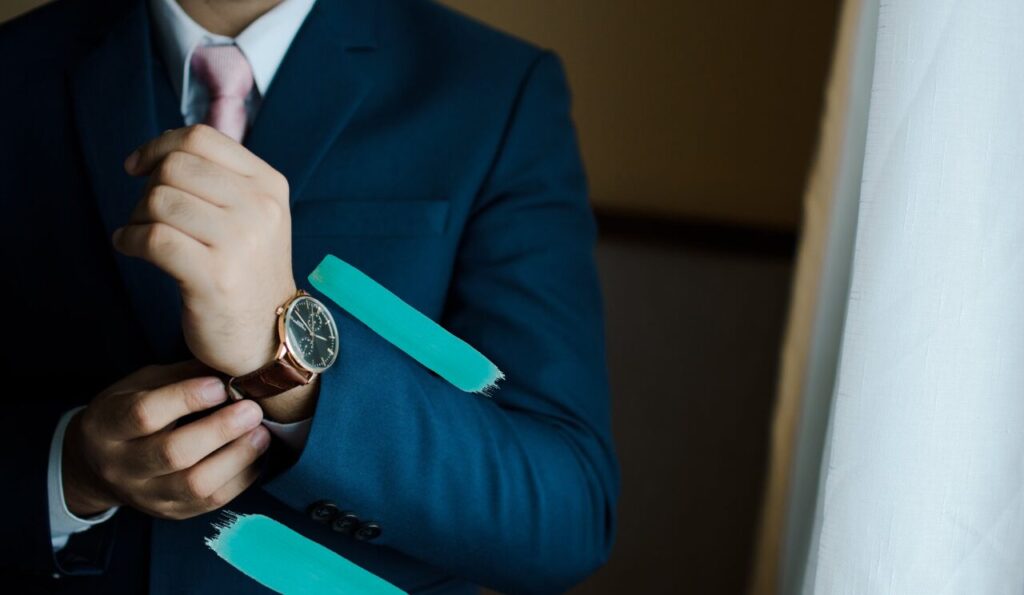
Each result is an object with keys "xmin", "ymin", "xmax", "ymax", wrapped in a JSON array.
[
  {"xmin": 806, "ymin": 0, "xmax": 1024, "ymax": 591},
  {"xmin": 759, "ymin": 0, "xmax": 1024, "ymax": 592}
]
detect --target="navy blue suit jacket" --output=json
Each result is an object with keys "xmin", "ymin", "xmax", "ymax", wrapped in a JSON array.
[{"xmin": 0, "ymin": 0, "xmax": 618, "ymax": 592}]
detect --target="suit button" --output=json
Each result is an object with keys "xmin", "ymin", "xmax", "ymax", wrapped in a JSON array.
[
  {"xmin": 331, "ymin": 511, "xmax": 360, "ymax": 535},
  {"xmin": 308, "ymin": 500, "xmax": 339, "ymax": 524},
  {"xmin": 355, "ymin": 522, "xmax": 382, "ymax": 542}
]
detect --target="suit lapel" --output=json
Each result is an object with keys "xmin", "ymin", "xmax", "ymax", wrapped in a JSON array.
[
  {"xmin": 71, "ymin": 0, "xmax": 186, "ymax": 362},
  {"xmin": 244, "ymin": 0, "xmax": 380, "ymax": 202}
]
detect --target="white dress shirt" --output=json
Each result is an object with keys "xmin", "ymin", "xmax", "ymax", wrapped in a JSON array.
[{"xmin": 48, "ymin": 0, "xmax": 317, "ymax": 552}]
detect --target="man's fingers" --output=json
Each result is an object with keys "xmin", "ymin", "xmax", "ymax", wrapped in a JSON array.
[
  {"xmin": 203, "ymin": 459, "xmax": 262, "ymax": 511},
  {"xmin": 112, "ymin": 222, "xmax": 210, "ymax": 286},
  {"xmin": 109, "ymin": 376, "xmax": 228, "ymax": 440},
  {"xmin": 156, "ymin": 425, "xmax": 270, "ymax": 505},
  {"xmin": 135, "ymin": 400, "xmax": 263, "ymax": 475},
  {"xmin": 159, "ymin": 461, "xmax": 262, "ymax": 520},
  {"xmin": 137, "ymin": 150, "xmax": 250, "ymax": 208},
  {"xmin": 126, "ymin": 124, "xmax": 265, "ymax": 178},
  {"xmin": 129, "ymin": 184, "xmax": 227, "ymax": 245}
]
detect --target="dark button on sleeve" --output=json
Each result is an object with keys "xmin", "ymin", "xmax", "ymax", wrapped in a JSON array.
[
  {"xmin": 307, "ymin": 500, "xmax": 339, "ymax": 524},
  {"xmin": 354, "ymin": 522, "xmax": 382, "ymax": 542},
  {"xmin": 331, "ymin": 511, "xmax": 360, "ymax": 535}
]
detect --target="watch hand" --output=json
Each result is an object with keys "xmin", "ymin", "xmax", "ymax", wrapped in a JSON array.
[{"xmin": 295, "ymin": 315, "xmax": 312, "ymax": 332}]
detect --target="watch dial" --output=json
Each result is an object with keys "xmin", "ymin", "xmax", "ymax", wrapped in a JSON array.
[{"xmin": 284, "ymin": 296, "xmax": 339, "ymax": 372}]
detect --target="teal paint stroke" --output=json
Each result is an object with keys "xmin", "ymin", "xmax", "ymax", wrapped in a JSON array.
[
  {"xmin": 309, "ymin": 254, "xmax": 504, "ymax": 394},
  {"xmin": 206, "ymin": 513, "xmax": 406, "ymax": 595}
]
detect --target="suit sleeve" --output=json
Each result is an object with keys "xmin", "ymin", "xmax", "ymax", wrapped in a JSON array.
[
  {"xmin": 0, "ymin": 400, "xmax": 63, "ymax": 577},
  {"xmin": 263, "ymin": 51, "xmax": 619, "ymax": 594},
  {"xmin": 0, "ymin": 399, "xmax": 118, "ymax": 580}
]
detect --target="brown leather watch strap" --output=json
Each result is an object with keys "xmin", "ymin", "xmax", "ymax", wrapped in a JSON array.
[{"xmin": 228, "ymin": 358, "xmax": 315, "ymax": 400}]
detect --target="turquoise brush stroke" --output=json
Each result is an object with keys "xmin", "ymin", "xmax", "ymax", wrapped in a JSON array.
[
  {"xmin": 206, "ymin": 513, "xmax": 406, "ymax": 595},
  {"xmin": 308, "ymin": 255, "xmax": 504, "ymax": 394}
]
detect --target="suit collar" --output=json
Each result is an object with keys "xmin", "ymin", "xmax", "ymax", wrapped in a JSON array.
[
  {"xmin": 147, "ymin": 0, "xmax": 318, "ymax": 108},
  {"xmin": 335, "ymin": 0, "xmax": 380, "ymax": 50},
  {"xmin": 244, "ymin": 0, "xmax": 380, "ymax": 201}
]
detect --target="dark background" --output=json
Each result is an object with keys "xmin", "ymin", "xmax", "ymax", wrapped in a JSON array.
[{"xmin": 580, "ymin": 221, "xmax": 795, "ymax": 594}]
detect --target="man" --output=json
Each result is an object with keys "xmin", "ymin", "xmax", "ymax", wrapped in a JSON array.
[{"xmin": 0, "ymin": 0, "xmax": 618, "ymax": 592}]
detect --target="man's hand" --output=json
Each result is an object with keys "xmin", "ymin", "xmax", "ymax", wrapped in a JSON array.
[
  {"xmin": 63, "ymin": 361, "xmax": 270, "ymax": 519},
  {"xmin": 113, "ymin": 125, "xmax": 297, "ymax": 377}
]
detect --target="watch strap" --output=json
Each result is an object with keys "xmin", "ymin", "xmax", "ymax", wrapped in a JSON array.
[{"xmin": 228, "ymin": 358, "xmax": 315, "ymax": 400}]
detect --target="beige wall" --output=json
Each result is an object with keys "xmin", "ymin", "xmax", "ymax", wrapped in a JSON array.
[
  {"xmin": 442, "ymin": 1, "xmax": 838, "ymax": 229},
  {"xmin": 1, "ymin": 0, "xmax": 41, "ymax": 20},
  {"xmin": 2, "ymin": 0, "xmax": 839, "ymax": 229}
]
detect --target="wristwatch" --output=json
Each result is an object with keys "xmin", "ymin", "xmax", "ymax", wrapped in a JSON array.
[{"xmin": 228, "ymin": 290, "xmax": 340, "ymax": 400}]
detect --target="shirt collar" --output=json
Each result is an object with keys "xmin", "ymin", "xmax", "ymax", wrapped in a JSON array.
[{"xmin": 149, "ymin": 0, "xmax": 317, "ymax": 107}]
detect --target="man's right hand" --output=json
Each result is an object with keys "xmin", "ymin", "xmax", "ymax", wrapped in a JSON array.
[{"xmin": 62, "ymin": 360, "xmax": 270, "ymax": 519}]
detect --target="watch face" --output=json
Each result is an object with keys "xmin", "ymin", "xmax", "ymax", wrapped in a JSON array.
[{"xmin": 284, "ymin": 296, "xmax": 339, "ymax": 373}]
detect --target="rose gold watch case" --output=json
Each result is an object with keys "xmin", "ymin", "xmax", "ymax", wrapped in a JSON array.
[
  {"xmin": 226, "ymin": 290, "xmax": 338, "ymax": 401},
  {"xmin": 279, "ymin": 291, "xmax": 340, "ymax": 373}
]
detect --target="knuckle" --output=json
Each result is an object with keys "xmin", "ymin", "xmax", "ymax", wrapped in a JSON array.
[
  {"xmin": 182, "ymin": 124, "xmax": 211, "ymax": 150},
  {"xmin": 271, "ymin": 171, "xmax": 290, "ymax": 196},
  {"xmin": 145, "ymin": 224, "xmax": 175, "ymax": 254},
  {"xmin": 261, "ymin": 195, "xmax": 285, "ymax": 222},
  {"xmin": 157, "ymin": 151, "xmax": 188, "ymax": 182},
  {"xmin": 144, "ymin": 225, "xmax": 163, "ymax": 252},
  {"xmin": 78, "ymin": 408, "xmax": 101, "ymax": 438},
  {"xmin": 178, "ymin": 381, "xmax": 207, "ymax": 412},
  {"xmin": 158, "ymin": 440, "xmax": 187, "ymax": 471},
  {"xmin": 206, "ymin": 490, "xmax": 231, "ymax": 510},
  {"xmin": 146, "ymin": 186, "xmax": 173, "ymax": 217},
  {"xmin": 126, "ymin": 395, "xmax": 156, "ymax": 434},
  {"xmin": 216, "ymin": 414, "xmax": 239, "ymax": 443},
  {"xmin": 95, "ymin": 461, "xmax": 118, "ymax": 485},
  {"xmin": 183, "ymin": 470, "xmax": 213, "ymax": 500}
]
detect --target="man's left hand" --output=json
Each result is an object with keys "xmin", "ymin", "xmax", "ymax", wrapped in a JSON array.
[{"xmin": 114, "ymin": 124, "xmax": 296, "ymax": 377}]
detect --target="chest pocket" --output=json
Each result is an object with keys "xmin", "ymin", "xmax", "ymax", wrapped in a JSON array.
[
  {"xmin": 291, "ymin": 200, "xmax": 450, "ymax": 238},
  {"xmin": 289, "ymin": 200, "xmax": 454, "ymax": 315}
]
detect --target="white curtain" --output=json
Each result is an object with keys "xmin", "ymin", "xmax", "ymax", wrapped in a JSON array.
[{"xmin": 759, "ymin": 0, "xmax": 1024, "ymax": 593}]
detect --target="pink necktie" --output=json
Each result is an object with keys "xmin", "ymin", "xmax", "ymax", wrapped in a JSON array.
[{"xmin": 190, "ymin": 45, "xmax": 254, "ymax": 142}]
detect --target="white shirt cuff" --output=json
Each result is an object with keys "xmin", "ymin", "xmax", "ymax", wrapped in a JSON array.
[
  {"xmin": 48, "ymin": 407, "xmax": 119, "ymax": 552},
  {"xmin": 263, "ymin": 417, "xmax": 313, "ymax": 451}
]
